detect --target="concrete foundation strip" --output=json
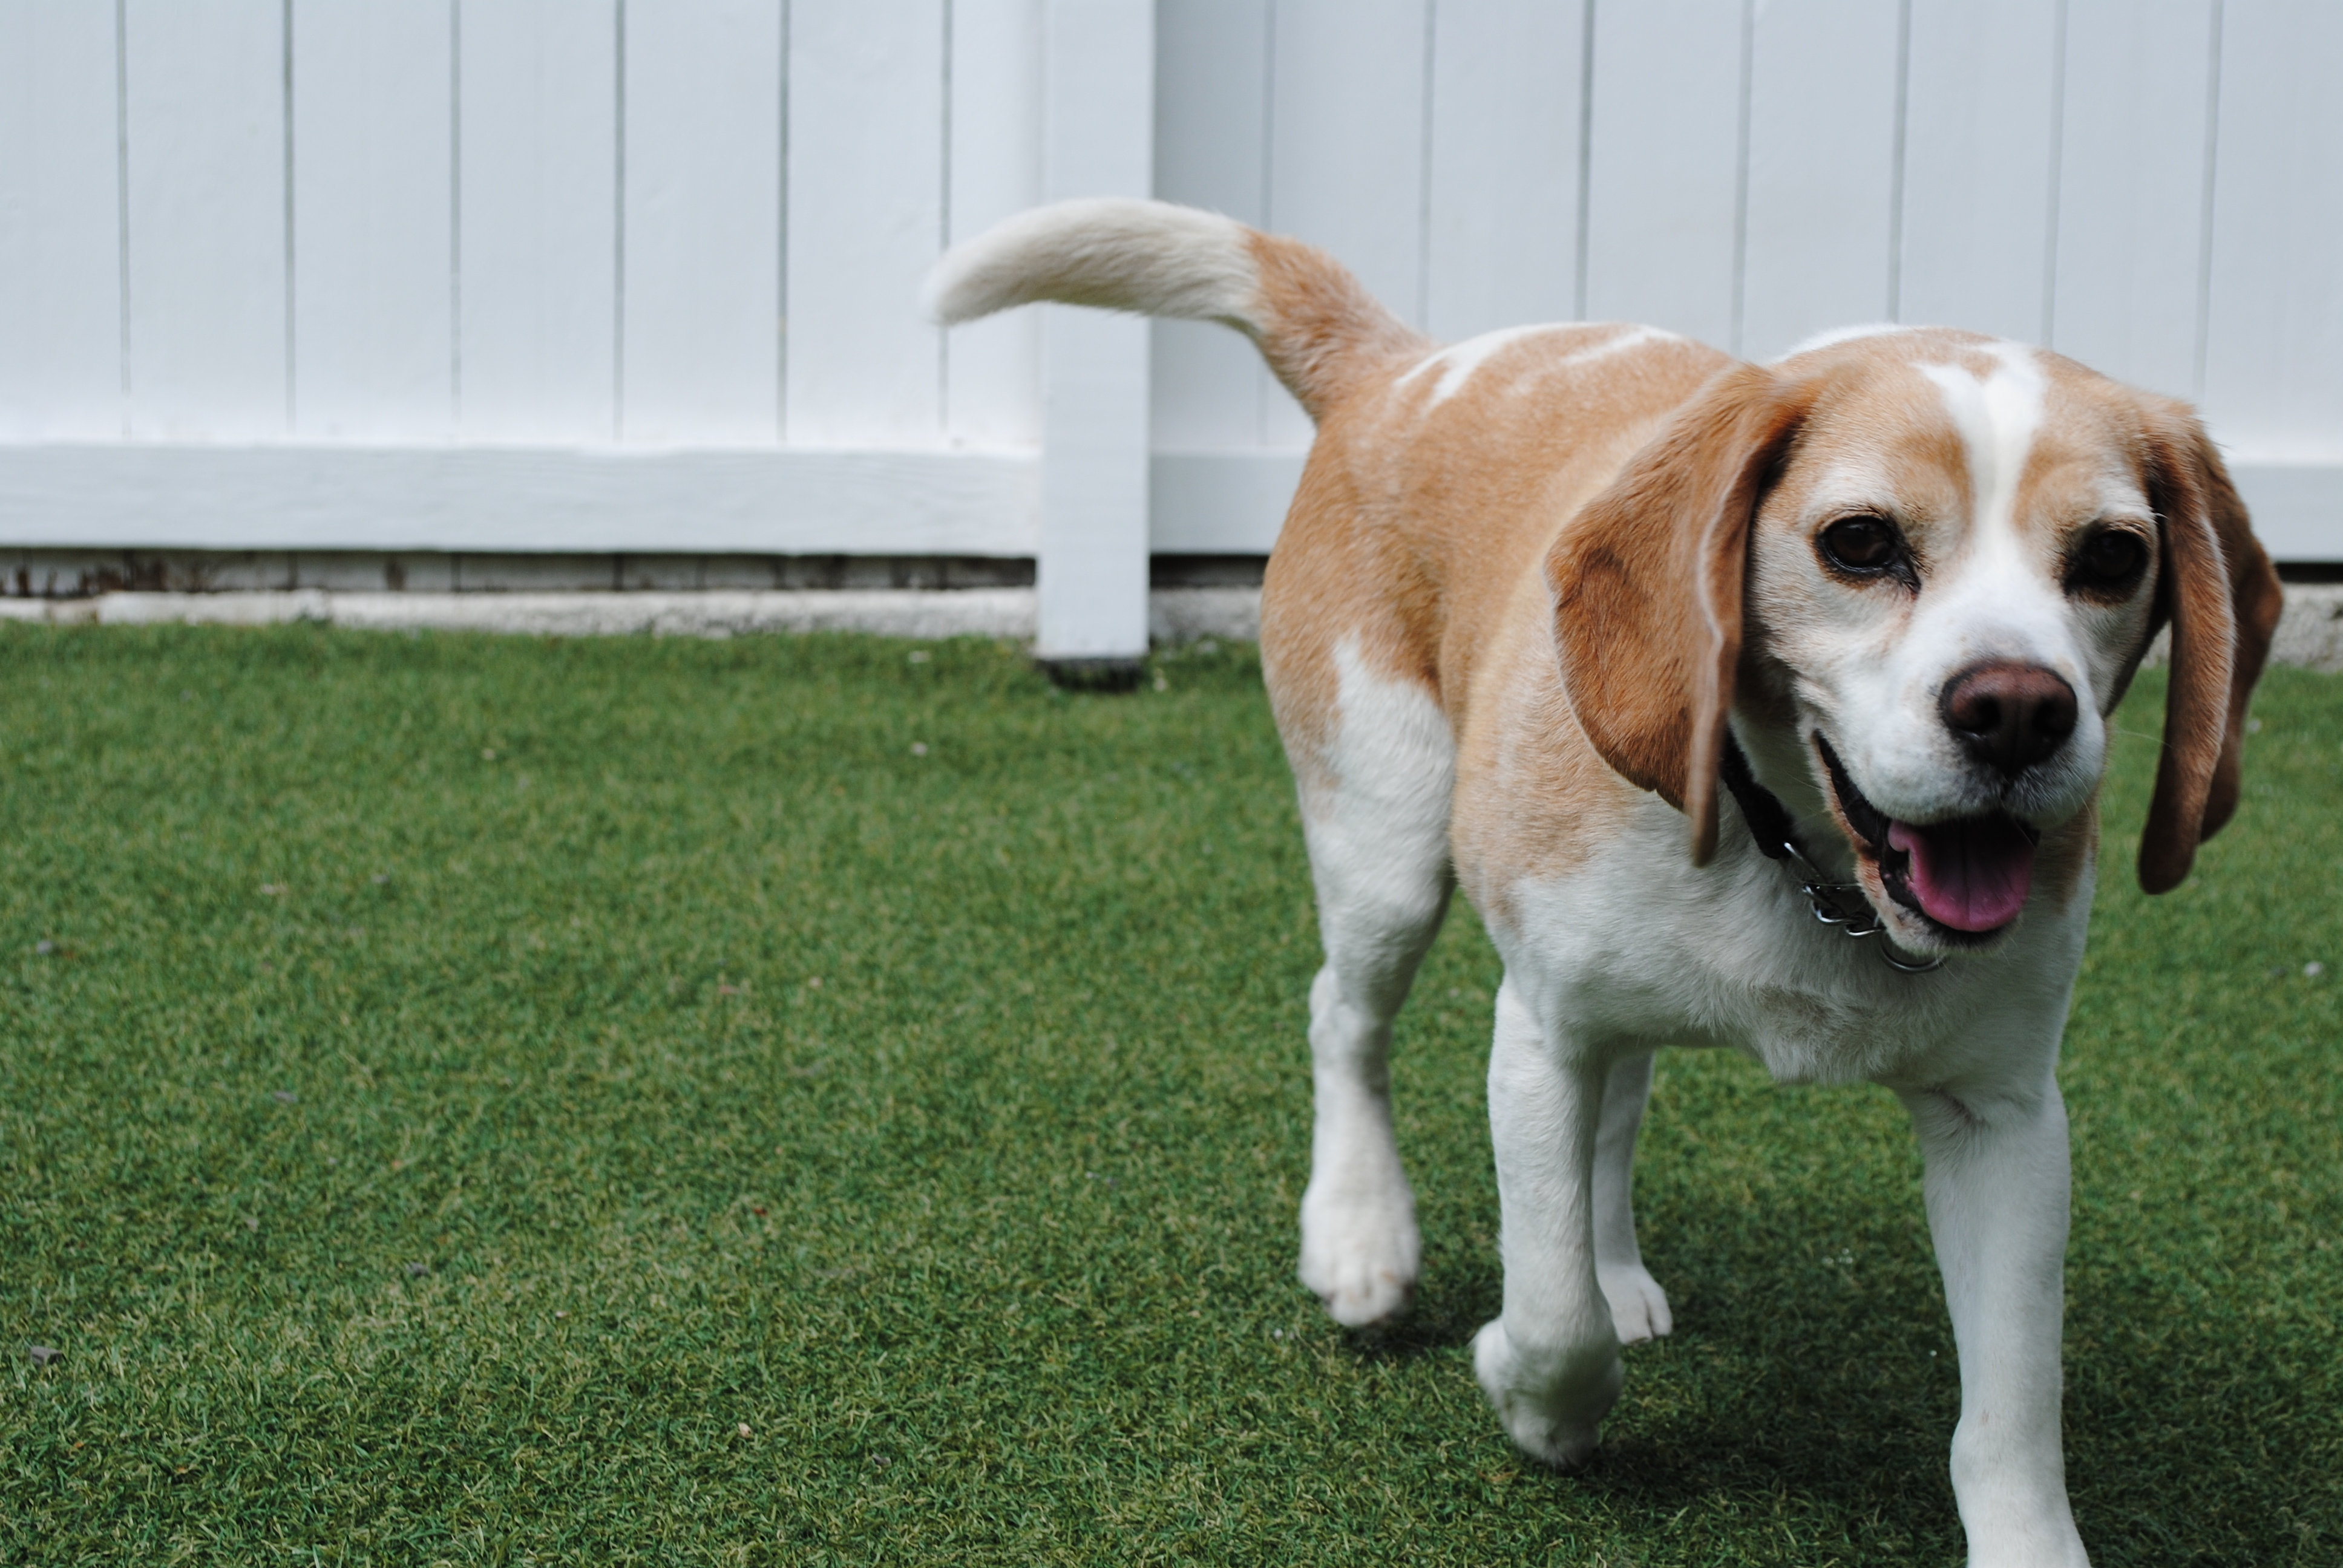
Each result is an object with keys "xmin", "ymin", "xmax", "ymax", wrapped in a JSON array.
[{"xmin": 0, "ymin": 584, "xmax": 2338, "ymax": 671}]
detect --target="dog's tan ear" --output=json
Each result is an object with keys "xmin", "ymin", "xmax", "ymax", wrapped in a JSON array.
[
  {"xmin": 2137, "ymin": 402, "xmax": 2284, "ymax": 893},
  {"xmin": 1547, "ymin": 363, "xmax": 1811, "ymax": 865}
]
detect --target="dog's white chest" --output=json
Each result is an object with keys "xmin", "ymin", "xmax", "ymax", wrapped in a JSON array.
[{"xmin": 1486, "ymin": 808, "xmax": 2090, "ymax": 1086}]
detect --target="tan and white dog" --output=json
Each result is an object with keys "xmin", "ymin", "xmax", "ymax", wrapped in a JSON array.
[{"xmin": 926, "ymin": 199, "xmax": 2281, "ymax": 1566}]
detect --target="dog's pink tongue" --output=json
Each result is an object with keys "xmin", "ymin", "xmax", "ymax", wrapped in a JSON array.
[{"xmin": 1885, "ymin": 817, "xmax": 2036, "ymax": 932}]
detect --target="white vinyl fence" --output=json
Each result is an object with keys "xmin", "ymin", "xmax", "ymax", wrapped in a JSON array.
[{"xmin": 3, "ymin": 1, "xmax": 2339, "ymax": 659}]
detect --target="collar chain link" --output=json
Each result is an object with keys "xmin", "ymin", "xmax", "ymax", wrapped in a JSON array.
[{"xmin": 1774, "ymin": 840, "xmax": 1944, "ymax": 973}]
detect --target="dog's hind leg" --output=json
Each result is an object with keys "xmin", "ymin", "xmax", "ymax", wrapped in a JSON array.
[
  {"xmin": 1289, "ymin": 648, "xmax": 1457, "ymax": 1328},
  {"xmin": 1592, "ymin": 1050, "xmax": 1673, "ymax": 1342}
]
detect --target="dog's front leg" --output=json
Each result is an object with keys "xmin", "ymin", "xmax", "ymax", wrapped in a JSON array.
[
  {"xmin": 1472, "ymin": 979, "xmax": 1624, "ymax": 1471},
  {"xmin": 1901, "ymin": 1078, "xmax": 2090, "ymax": 1568}
]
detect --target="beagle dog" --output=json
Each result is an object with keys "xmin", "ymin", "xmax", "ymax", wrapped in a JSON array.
[{"xmin": 926, "ymin": 199, "xmax": 2282, "ymax": 1566}]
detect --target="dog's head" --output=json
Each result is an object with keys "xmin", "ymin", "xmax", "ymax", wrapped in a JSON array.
[{"xmin": 1547, "ymin": 327, "xmax": 2283, "ymax": 955}]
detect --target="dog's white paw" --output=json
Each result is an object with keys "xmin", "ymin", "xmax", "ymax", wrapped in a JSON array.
[
  {"xmin": 1297, "ymin": 1177, "xmax": 1420, "ymax": 1327},
  {"xmin": 1597, "ymin": 1261, "xmax": 1673, "ymax": 1344},
  {"xmin": 1472, "ymin": 1318, "xmax": 1624, "ymax": 1472}
]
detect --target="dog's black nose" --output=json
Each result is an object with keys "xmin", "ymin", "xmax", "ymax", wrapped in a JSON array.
[{"xmin": 1940, "ymin": 662, "xmax": 2078, "ymax": 776}]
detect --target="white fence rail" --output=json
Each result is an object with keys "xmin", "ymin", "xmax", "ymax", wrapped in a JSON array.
[{"xmin": 3, "ymin": 1, "xmax": 2339, "ymax": 658}]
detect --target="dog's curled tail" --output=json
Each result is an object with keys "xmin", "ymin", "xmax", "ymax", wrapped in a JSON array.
[{"xmin": 922, "ymin": 198, "xmax": 1426, "ymax": 424}]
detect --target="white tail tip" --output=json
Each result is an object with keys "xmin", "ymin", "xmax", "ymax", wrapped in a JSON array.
[{"xmin": 921, "ymin": 198, "xmax": 1260, "ymax": 330}]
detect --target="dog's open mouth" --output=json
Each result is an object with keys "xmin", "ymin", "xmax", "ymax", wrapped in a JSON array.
[{"xmin": 1815, "ymin": 736, "xmax": 2040, "ymax": 936}]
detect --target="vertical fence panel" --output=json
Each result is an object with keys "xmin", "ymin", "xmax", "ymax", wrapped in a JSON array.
[
  {"xmin": 2048, "ymin": 0, "xmax": 2214, "ymax": 400},
  {"xmin": 123, "ymin": 0, "xmax": 286, "ymax": 440},
  {"xmin": 621, "ymin": 0, "xmax": 783, "ymax": 447},
  {"xmin": 1898, "ymin": 0, "xmax": 2059, "ymax": 342},
  {"xmin": 1037, "ymin": 0, "xmax": 1154, "ymax": 658},
  {"xmin": 292, "ymin": 1, "xmax": 455, "ymax": 442},
  {"xmin": 1740, "ymin": 0, "xmax": 1901, "ymax": 361},
  {"xmin": 458, "ymin": 0, "xmax": 619, "ymax": 443},
  {"xmin": 1151, "ymin": 0, "xmax": 1273, "ymax": 451},
  {"xmin": 0, "ymin": 1, "xmax": 120, "ymax": 439},
  {"xmin": 1423, "ymin": 0, "xmax": 1584, "ymax": 344},
  {"xmin": 785, "ymin": 0, "xmax": 946, "ymax": 446},
  {"xmin": 2201, "ymin": 1, "xmax": 2343, "ymax": 460},
  {"xmin": 1582, "ymin": 0, "xmax": 1744, "ymax": 348},
  {"xmin": 1262, "ymin": 0, "xmax": 1427, "ymax": 447},
  {"xmin": 946, "ymin": 0, "xmax": 1045, "ymax": 449}
]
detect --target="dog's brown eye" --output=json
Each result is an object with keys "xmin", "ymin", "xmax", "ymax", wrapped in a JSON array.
[
  {"xmin": 1818, "ymin": 515, "xmax": 1904, "ymax": 574},
  {"xmin": 2069, "ymin": 529, "xmax": 2149, "ymax": 592}
]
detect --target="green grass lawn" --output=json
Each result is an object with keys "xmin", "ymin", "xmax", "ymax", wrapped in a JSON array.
[{"xmin": 0, "ymin": 626, "xmax": 2335, "ymax": 1566}]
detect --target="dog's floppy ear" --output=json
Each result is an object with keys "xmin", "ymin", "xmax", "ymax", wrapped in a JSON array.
[
  {"xmin": 1546, "ymin": 364, "xmax": 1812, "ymax": 866},
  {"xmin": 2137, "ymin": 402, "xmax": 2283, "ymax": 893}
]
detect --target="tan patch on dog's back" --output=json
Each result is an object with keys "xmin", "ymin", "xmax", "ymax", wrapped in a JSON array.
[{"xmin": 1260, "ymin": 329, "xmax": 1728, "ymax": 826}]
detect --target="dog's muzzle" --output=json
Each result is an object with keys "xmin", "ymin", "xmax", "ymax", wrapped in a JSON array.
[{"xmin": 1817, "ymin": 734, "xmax": 2042, "ymax": 936}]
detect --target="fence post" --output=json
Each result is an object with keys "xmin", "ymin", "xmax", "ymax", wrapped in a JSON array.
[{"xmin": 1034, "ymin": 0, "xmax": 1155, "ymax": 680}]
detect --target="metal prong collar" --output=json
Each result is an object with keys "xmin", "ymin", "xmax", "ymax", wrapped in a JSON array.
[{"xmin": 1778, "ymin": 841, "xmax": 1944, "ymax": 974}]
